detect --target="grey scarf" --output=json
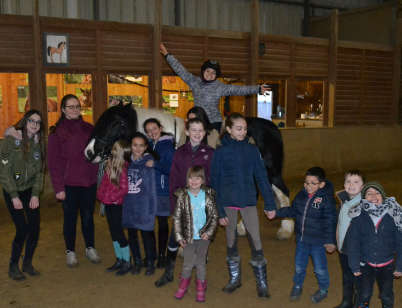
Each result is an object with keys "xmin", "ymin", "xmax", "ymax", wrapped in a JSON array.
[{"xmin": 348, "ymin": 197, "xmax": 402, "ymax": 231}]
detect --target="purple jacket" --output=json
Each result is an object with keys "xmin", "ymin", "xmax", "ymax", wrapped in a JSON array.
[
  {"xmin": 169, "ymin": 142, "xmax": 214, "ymax": 213},
  {"xmin": 47, "ymin": 118, "xmax": 98, "ymax": 193}
]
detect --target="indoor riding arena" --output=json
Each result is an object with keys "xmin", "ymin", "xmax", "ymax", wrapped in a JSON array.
[{"xmin": 1, "ymin": 1, "xmax": 402, "ymax": 308}]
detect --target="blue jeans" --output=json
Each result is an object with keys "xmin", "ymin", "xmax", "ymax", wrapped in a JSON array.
[{"xmin": 293, "ymin": 241, "xmax": 329, "ymax": 290}]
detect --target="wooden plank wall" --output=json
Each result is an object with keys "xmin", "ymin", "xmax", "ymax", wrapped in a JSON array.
[
  {"xmin": 335, "ymin": 46, "xmax": 394, "ymax": 125},
  {"xmin": 0, "ymin": 14, "xmax": 398, "ymax": 128},
  {"xmin": 400, "ymin": 49, "xmax": 402, "ymax": 124}
]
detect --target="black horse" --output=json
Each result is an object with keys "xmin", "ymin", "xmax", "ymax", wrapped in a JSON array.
[{"xmin": 84, "ymin": 103, "xmax": 293, "ymax": 239}]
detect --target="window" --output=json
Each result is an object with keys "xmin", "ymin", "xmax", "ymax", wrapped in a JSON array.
[
  {"xmin": 107, "ymin": 74, "xmax": 149, "ymax": 108},
  {"xmin": 46, "ymin": 73, "xmax": 93, "ymax": 130},
  {"xmin": 0, "ymin": 73, "xmax": 29, "ymax": 135},
  {"xmin": 296, "ymin": 80, "xmax": 325, "ymax": 128}
]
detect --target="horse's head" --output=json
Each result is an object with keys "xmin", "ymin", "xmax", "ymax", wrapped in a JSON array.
[{"xmin": 84, "ymin": 103, "xmax": 137, "ymax": 163}]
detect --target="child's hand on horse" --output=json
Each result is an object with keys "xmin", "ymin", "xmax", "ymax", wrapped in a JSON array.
[{"xmin": 179, "ymin": 240, "xmax": 187, "ymax": 248}]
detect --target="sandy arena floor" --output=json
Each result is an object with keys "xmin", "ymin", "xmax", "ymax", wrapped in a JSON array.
[{"xmin": 0, "ymin": 169, "xmax": 401, "ymax": 308}]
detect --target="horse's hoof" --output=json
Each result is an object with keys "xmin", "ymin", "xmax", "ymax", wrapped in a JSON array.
[{"xmin": 276, "ymin": 229, "xmax": 292, "ymax": 240}]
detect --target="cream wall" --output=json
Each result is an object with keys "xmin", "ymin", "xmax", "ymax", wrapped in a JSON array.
[{"xmin": 282, "ymin": 125, "xmax": 402, "ymax": 178}]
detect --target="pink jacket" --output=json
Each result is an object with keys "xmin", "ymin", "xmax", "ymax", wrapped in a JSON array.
[{"xmin": 97, "ymin": 166, "xmax": 128, "ymax": 205}]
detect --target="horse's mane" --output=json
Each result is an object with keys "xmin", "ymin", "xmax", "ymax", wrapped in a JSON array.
[{"xmin": 92, "ymin": 103, "xmax": 138, "ymax": 141}]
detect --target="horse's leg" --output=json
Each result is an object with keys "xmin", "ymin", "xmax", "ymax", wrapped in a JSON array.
[{"xmin": 271, "ymin": 184, "xmax": 294, "ymax": 240}]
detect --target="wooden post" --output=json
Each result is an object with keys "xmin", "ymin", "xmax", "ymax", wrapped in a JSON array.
[
  {"xmin": 391, "ymin": 17, "xmax": 402, "ymax": 124},
  {"xmin": 246, "ymin": 0, "xmax": 259, "ymax": 117},
  {"xmin": 93, "ymin": 29, "xmax": 107, "ymax": 122},
  {"xmin": 31, "ymin": 0, "xmax": 47, "ymax": 130},
  {"xmin": 327, "ymin": 9, "xmax": 338, "ymax": 127},
  {"xmin": 151, "ymin": 0, "xmax": 162, "ymax": 109},
  {"xmin": 286, "ymin": 43, "xmax": 296, "ymax": 127}
]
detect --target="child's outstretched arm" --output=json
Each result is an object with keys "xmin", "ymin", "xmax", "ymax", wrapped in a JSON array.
[{"xmin": 160, "ymin": 42, "xmax": 198, "ymax": 86}]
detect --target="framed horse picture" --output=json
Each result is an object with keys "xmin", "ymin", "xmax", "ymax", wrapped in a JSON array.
[{"xmin": 43, "ymin": 33, "xmax": 69, "ymax": 66}]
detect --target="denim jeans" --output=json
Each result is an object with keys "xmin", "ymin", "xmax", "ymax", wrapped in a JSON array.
[{"xmin": 293, "ymin": 241, "xmax": 330, "ymax": 290}]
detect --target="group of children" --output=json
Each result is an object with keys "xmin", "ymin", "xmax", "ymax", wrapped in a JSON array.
[{"xmin": 95, "ymin": 108, "xmax": 402, "ymax": 307}]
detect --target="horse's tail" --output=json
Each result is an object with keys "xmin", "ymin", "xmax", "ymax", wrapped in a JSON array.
[{"xmin": 47, "ymin": 46, "xmax": 51, "ymax": 56}]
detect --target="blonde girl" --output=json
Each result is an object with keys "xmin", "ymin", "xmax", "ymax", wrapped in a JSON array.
[{"xmin": 97, "ymin": 140, "xmax": 131, "ymax": 275}]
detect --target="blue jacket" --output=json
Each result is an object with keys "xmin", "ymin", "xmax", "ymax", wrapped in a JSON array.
[
  {"xmin": 277, "ymin": 180, "xmax": 337, "ymax": 246},
  {"xmin": 347, "ymin": 206, "xmax": 402, "ymax": 273},
  {"xmin": 122, "ymin": 154, "xmax": 157, "ymax": 231},
  {"xmin": 149, "ymin": 135, "xmax": 175, "ymax": 197},
  {"xmin": 211, "ymin": 134, "xmax": 276, "ymax": 218}
]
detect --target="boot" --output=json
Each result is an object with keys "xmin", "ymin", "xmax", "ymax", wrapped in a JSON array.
[
  {"xmin": 116, "ymin": 260, "xmax": 132, "ymax": 276},
  {"xmin": 155, "ymin": 249, "xmax": 177, "ymax": 287},
  {"xmin": 174, "ymin": 276, "xmax": 191, "ymax": 299},
  {"xmin": 196, "ymin": 279, "xmax": 207, "ymax": 302},
  {"xmin": 22, "ymin": 258, "xmax": 40, "ymax": 276},
  {"xmin": 250, "ymin": 259, "xmax": 270, "ymax": 298},
  {"xmin": 334, "ymin": 298, "xmax": 354, "ymax": 308},
  {"xmin": 106, "ymin": 259, "xmax": 122, "ymax": 272},
  {"xmin": 222, "ymin": 256, "xmax": 241, "ymax": 293},
  {"xmin": 145, "ymin": 259, "xmax": 155, "ymax": 276},
  {"xmin": 131, "ymin": 258, "xmax": 143, "ymax": 275},
  {"xmin": 156, "ymin": 254, "xmax": 167, "ymax": 269},
  {"xmin": 8, "ymin": 262, "xmax": 26, "ymax": 281}
]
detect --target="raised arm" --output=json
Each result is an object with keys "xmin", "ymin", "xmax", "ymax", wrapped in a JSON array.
[{"xmin": 161, "ymin": 43, "xmax": 198, "ymax": 86}]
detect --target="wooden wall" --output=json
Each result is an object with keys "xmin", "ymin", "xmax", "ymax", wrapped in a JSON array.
[
  {"xmin": 335, "ymin": 45, "xmax": 394, "ymax": 125},
  {"xmin": 0, "ymin": 13, "xmax": 399, "ymax": 132}
]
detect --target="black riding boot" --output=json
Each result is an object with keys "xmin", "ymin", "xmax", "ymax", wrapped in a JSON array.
[
  {"xmin": 131, "ymin": 258, "xmax": 143, "ymax": 275},
  {"xmin": 9, "ymin": 262, "xmax": 26, "ymax": 281},
  {"xmin": 22, "ymin": 257, "xmax": 40, "ymax": 276},
  {"xmin": 250, "ymin": 258, "xmax": 270, "ymax": 298},
  {"xmin": 154, "ymin": 249, "xmax": 177, "ymax": 287},
  {"xmin": 222, "ymin": 256, "xmax": 242, "ymax": 293}
]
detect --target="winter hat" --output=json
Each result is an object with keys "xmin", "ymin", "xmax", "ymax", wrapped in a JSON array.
[
  {"xmin": 201, "ymin": 60, "xmax": 221, "ymax": 81},
  {"xmin": 361, "ymin": 181, "xmax": 386, "ymax": 200}
]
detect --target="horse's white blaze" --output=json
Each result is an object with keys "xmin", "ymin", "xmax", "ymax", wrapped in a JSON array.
[
  {"xmin": 84, "ymin": 138, "xmax": 96, "ymax": 160},
  {"xmin": 135, "ymin": 107, "xmax": 185, "ymax": 146}
]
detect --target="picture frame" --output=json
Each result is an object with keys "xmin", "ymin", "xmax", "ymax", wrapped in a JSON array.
[{"xmin": 43, "ymin": 33, "xmax": 69, "ymax": 66}]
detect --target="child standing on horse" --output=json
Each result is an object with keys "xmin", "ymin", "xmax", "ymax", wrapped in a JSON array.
[
  {"xmin": 211, "ymin": 112, "xmax": 276, "ymax": 298},
  {"xmin": 155, "ymin": 117, "xmax": 214, "ymax": 288},
  {"xmin": 122, "ymin": 132, "xmax": 158, "ymax": 276},
  {"xmin": 143, "ymin": 118, "xmax": 175, "ymax": 268},
  {"xmin": 97, "ymin": 140, "xmax": 131, "ymax": 276},
  {"xmin": 173, "ymin": 165, "xmax": 218, "ymax": 302},
  {"xmin": 160, "ymin": 43, "xmax": 269, "ymax": 131}
]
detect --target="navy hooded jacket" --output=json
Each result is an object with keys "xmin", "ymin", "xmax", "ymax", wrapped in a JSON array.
[
  {"xmin": 276, "ymin": 180, "xmax": 337, "ymax": 246},
  {"xmin": 211, "ymin": 134, "xmax": 276, "ymax": 218},
  {"xmin": 149, "ymin": 135, "xmax": 175, "ymax": 197}
]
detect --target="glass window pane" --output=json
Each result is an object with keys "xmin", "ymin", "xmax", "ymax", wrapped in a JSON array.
[
  {"xmin": 0, "ymin": 73, "xmax": 29, "ymax": 135},
  {"xmin": 107, "ymin": 74, "xmax": 149, "ymax": 108},
  {"xmin": 46, "ymin": 73, "xmax": 93, "ymax": 131},
  {"xmin": 296, "ymin": 80, "xmax": 324, "ymax": 128}
]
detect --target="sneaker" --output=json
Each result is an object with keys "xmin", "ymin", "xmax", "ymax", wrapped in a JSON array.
[
  {"xmin": 66, "ymin": 250, "xmax": 78, "ymax": 267},
  {"xmin": 289, "ymin": 285, "xmax": 302, "ymax": 301},
  {"xmin": 85, "ymin": 247, "xmax": 101, "ymax": 264},
  {"xmin": 311, "ymin": 289, "xmax": 328, "ymax": 303}
]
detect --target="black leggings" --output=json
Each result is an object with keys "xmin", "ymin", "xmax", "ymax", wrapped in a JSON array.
[
  {"xmin": 3, "ymin": 188, "xmax": 40, "ymax": 263},
  {"xmin": 128, "ymin": 228, "xmax": 156, "ymax": 262},
  {"xmin": 62, "ymin": 184, "xmax": 97, "ymax": 251},
  {"xmin": 156, "ymin": 216, "xmax": 169, "ymax": 256},
  {"xmin": 105, "ymin": 205, "xmax": 128, "ymax": 247}
]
